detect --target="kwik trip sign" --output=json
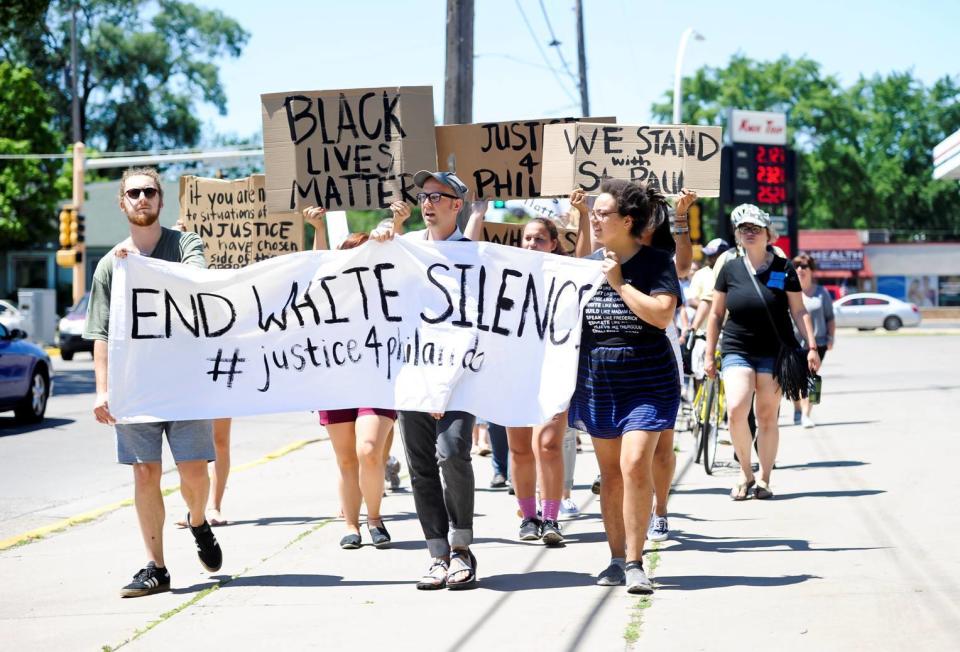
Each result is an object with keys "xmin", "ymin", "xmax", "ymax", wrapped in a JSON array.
[{"xmin": 728, "ymin": 109, "xmax": 787, "ymax": 145}]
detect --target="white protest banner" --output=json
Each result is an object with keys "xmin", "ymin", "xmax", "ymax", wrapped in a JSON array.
[
  {"xmin": 435, "ymin": 116, "xmax": 614, "ymax": 200},
  {"xmin": 540, "ymin": 123, "xmax": 723, "ymax": 197},
  {"xmin": 108, "ymin": 240, "xmax": 603, "ymax": 426},
  {"xmin": 179, "ymin": 174, "xmax": 304, "ymax": 269},
  {"xmin": 261, "ymin": 86, "xmax": 438, "ymax": 212}
]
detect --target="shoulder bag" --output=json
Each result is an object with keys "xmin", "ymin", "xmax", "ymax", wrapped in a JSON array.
[{"xmin": 741, "ymin": 258, "xmax": 809, "ymax": 400}]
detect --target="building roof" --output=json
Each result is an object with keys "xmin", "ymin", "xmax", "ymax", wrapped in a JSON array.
[{"xmin": 798, "ymin": 229, "xmax": 863, "ymax": 251}]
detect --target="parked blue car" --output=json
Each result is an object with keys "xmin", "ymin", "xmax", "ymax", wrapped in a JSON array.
[{"xmin": 0, "ymin": 323, "xmax": 52, "ymax": 423}]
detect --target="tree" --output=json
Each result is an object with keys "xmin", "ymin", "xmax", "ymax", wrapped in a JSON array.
[
  {"xmin": 0, "ymin": 62, "xmax": 69, "ymax": 248},
  {"xmin": 652, "ymin": 55, "xmax": 960, "ymax": 240},
  {"xmin": 1, "ymin": 0, "xmax": 249, "ymax": 153}
]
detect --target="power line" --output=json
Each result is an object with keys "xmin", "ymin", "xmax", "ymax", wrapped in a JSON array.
[
  {"xmin": 474, "ymin": 52, "xmax": 568, "ymax": 73},
  {"xmin": 537, "ymin": 0, "xmax": 579, "ymax": 86},
  {"xmin": 514, "ymin": 0, "xmax": 579, "ymax": 105}
]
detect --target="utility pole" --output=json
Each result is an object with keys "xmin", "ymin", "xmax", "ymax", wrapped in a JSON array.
[
  {"xmin": 575, "ymin": 0, "xmax": 590, "ymax": 116},
  {"xmin": 70, "ymin": 5, "xmax": 81, "ymax": 142},
  {"xmin": 443, "ymin": 0, "xmax": 474, "ymax": 126}
]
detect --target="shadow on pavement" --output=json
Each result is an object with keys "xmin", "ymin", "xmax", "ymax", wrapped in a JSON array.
[
  {"xmin": 224, "ymin": 516, "xmax": 331, "ymax": 527},
  {"xmin": 0, "ymin": 416, "xmax": 75, "ymax": 435},
  {"xmin": 774, "ymin": 489, "xmax": 885, "ymax": 500},
  {"xmin": 828, "ymin": 384, "xmax": 960, "ymax": 396},
  {"xmin": 808, "ymin": 420, "xmax": 878, "ymax": 427},
  {"xmin": 776, "ymin": 460, "xmax": 869, "ymax": 471},
  {"xmin": 52, "ymin": 368, "xmax": 95, "ymax": 396},
  {"xmin": 663, "ymin": 530, "xmax": 883, "ymax": 554},
  {"xmin": 670, "ymin": 487, "xmax": 731, "ymax": 496},
  {"xmin": 654, "ymin": 573, "xmax": 821, "ymax": 591},
  {"xmin": 479, "ymin": 570, "xmax": 596, "ymax": 591},
  {"xmin": 223, "ymin": 574, "xmax": 418, "ymax": 588}
]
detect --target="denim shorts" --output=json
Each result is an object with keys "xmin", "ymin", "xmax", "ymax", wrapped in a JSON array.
[
  {"xmin": 116, "ymin": 420, "xmax": 214, "ymax": 464},
  {"xmin": 722, "ymin": 352, "xmax": 776, "ymax": 376}
]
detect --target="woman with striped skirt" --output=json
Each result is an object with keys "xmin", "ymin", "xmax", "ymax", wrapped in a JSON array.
[{"xmin": 568, "ymin": 179, "xmax": 681, "ymax": 595}]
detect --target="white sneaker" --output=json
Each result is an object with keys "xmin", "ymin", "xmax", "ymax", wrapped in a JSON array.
[
  {"xmin": 559, "ymin": 498, "xmax": 580, "ymax": 519},
  {"xmin": 802, "ymin": 415, "xmax": 816, "ymax": 429},
  {"xmin": 647, "ymin": 514, "xmax": 669, "ymax": 542}
]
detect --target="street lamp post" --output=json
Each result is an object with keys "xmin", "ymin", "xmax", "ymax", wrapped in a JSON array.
[{"xmin": 672, "ymin": 28, "xmax": 705, "ymax": 124}]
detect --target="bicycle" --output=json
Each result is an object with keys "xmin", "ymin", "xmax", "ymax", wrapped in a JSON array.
[{"xmin": 692, "ymin": 351, "xmax": 725, "ymax": 475}]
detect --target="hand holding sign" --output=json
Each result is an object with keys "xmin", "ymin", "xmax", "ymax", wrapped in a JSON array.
[
  {"xmin": 390, "ymin": 201, "xmax": 412, "ymax": 229},
  {"xmin": 569, "ymin": 188, "xmax": 589, "ymax": 218},
  {"xmin": 602, "ymin": 250, "xmax": 624, "ymax": 291},
  {"xmin": 303, "ymin": 206, "xmax": 327, "ymax": 229}
]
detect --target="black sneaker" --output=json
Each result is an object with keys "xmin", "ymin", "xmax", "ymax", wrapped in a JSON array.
[
  {"xmin": 591, "ymin": 475, "xmax": 601, "ymax": 495},
  {"xmin": 120, "ymin": 561, "xmax": 170, "ymax": 598},
  {"xmin": 540, "ymin": 519, "xmax": 564, "ymax": 546},
  {"xmin": 367, "ymin": 522, "xmax": 391, "ymax": 548},
  {"xmin": 188, "ymin": 514, "xmax": 223, "ymax": 572},
  {"xmin": 519, "ymin": 517, "xmax": 542, "ymax": 541}
]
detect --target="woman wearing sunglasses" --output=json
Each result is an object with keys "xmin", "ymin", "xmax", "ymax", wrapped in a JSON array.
[
  {"xmin": 791, "ymin": 253, "xmax": 835, "ymax": 428},
  {"xmin": 704, "ymin": 205, "xmax": 819, "ymax": 501},
  {"xmin": 568, "ymin": 179, "xmax": 681, "ymax": 594}
]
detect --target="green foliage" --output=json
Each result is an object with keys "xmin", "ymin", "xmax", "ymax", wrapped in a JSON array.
[
  {"xmin": 653, "ymin": 55, "xmax": 960, "ymax": 240},
  {"xmin": 0, "ymin": 62, "xmax": 69, "ymax": 248},
  {"xmin": 1, "ymin": 0, "xmax": 249, "ymax": 152}
]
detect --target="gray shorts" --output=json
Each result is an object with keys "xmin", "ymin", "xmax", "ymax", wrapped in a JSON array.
[{"xmin": 116, "ymin": 420, "xmax": 215, "ymax": 465}]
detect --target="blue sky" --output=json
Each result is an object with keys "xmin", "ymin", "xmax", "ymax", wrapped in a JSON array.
[{"xmin": 195, "ymin": 0, "xmax": 959, "ymax": 141}]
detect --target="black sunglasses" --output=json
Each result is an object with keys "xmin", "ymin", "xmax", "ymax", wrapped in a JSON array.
[
  {"xmin": 125, "ymin": 187, "xmax": 159, "ymax": 200},
  {"xmin": 416, "ymin": 191, "xmax": 458, "ymax": 204},
  {"xmin": 795, "ymin": 263, "xmax": 811, "ymax": 270}
]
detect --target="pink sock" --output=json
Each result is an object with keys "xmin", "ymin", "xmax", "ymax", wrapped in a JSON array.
[
  {"xmin": 518, "ymin": 497, "xmax": 538, "ymax": 520},
  {"xmin": 542, "ymin": 499, "xmax": 561, "ymax": 522}
]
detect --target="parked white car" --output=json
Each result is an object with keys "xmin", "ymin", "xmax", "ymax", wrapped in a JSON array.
[
  {"xmin": 0, "ymin": 300, "xmax": 26, "ymax": 333},
  {"xmin": 833, "ymin": 292, "xmax": 922, "ymax": 331}
]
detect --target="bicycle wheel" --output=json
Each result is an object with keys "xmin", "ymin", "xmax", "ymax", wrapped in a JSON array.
[
  {"xmin": 701, "ymin": 379, "xmax": 719, "ymax": 475},
  {"xmin": 691, "ymin": 380, "xmax": 706, "ymax": 463}
]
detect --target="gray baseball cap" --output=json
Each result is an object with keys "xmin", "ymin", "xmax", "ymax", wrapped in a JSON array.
[
  {"xmin": 702, "ymin": 238, "xmax": 730, "ymax": 256},
  {"xmin": 414, "ymin": 170, "xmax": 468, "ymax": 198}
]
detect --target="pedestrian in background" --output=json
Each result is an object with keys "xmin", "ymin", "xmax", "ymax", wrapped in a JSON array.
[{"xmin": 792, "ymin": 252, "xmax": 835, "ymax": 428}]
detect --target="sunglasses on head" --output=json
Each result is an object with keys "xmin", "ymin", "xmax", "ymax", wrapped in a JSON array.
[{"xmin": 125, "ymin": 187, "xmax": 159, "ymax": 200}]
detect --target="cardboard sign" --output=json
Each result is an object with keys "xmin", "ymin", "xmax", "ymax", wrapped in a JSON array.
[
  {"xmin": 540, "ymin": 123, "xmax": 723, "ymax": 197},
  {"xmin": 482, "ymin": 221, "xmax": 578, "ymax": 255},
  {"xmin": 179, "ymin": 175, "xmax": 304, "ymax": 269},
  {"xmin": 435, "ymin": 116, "xmax": 614, "ymax": 200},
  {"xmin": 261, "ymin": 86, "xmax": 438, "ymax": 212}
]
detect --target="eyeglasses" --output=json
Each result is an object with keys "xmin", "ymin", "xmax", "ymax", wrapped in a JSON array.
[
  {"xmin": 737, "ymin": 223, "xmax": 764, "ymax": 235},
  {"xmin": 416, "ymin": 191, "xmax": 459, "ymax": 204},
  {"xmin": 590, "ymin": 208, "xmax": 618, "ymax": 220},
  {"xmin": 125, "ymin": 187, "xmax": 159, "ymax": 200}
]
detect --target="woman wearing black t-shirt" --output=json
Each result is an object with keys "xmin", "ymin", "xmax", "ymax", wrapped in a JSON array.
[
  {"xmin": 704, "ymin": 206, "xmax": 819, "ymax": 501},
  {"xmin": 568, "ymin": 179, "xmax": 681, "ymax": 595}
]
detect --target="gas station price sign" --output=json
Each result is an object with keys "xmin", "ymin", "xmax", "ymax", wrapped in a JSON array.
[{"xmin": 728, "ymin": 143, "xmax": 792, "ymax": 207}]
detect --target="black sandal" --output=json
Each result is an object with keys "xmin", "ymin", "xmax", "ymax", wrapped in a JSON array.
[
  {"xmin": 446, "ymin": 548, "xmax": 478, "ymax": 590},
  {"xmin": 416, "ymin": 558, "xmax": 448, "ymax": 590},
  {"xmin": 730, "ymin": 479, "xmax": 756, "ymax": 501}
]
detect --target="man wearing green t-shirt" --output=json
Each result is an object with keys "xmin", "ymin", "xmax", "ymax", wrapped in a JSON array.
[{"xmin": 83, "ymin": 167, "xmax": 223, "ymax": 598}]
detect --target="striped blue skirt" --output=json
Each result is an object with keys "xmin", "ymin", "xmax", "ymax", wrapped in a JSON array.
[{"xmin": 568, "ymin": 337, "xmax": 680, "ymax": 438}]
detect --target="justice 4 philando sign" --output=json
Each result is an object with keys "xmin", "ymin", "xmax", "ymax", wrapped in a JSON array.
[{"xmin": 107, "ymin": 240, "xmax": 603, "ymax": 426}]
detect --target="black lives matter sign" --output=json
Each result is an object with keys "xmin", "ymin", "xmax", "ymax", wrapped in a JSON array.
[{"xmin": 261, "ymin": 86, "xmax": 438, "ymax": 212}]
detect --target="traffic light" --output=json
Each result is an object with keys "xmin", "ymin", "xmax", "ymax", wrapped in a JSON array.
[
  {"xmin": 688, "ymin": 202, "xmax": 702, "ymax": 243},
  {"xmin": 69, "ymin": 212, "xmax": 85, "ymax": 246},
  {"xmin": 56, "ymin": 249, "xmax": 82, "ymax": 268},
  {"xmin": 59, "ymin": 206, "xmax": 75, "ymax": 248}
]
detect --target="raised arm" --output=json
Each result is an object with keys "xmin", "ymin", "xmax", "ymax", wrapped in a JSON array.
[
  {"xmin": 671, "ymin": 188, "xmax": 696, "ymax": 277},
  {"xmin": 571, "ymin": 188, "xmax": 594, "ymax": 258},
  {"xmin": 303, "ymin": 207, "xmax": 329, "ymax": 250},
  {"xmin": 463, "ymin": 200, "xmax": 488, "ymax": 242}
]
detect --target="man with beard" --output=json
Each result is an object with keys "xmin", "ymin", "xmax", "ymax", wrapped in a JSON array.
[{"xmin": 83, "ymin": 167, "xmax": 222, "ymax": 597}]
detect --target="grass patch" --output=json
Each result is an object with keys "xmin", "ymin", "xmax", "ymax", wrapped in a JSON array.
[{"xmin": 623, "ymin": 543, "xmax": 663, "ymax": 648}]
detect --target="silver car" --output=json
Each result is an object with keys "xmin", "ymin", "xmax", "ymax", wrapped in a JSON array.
[{"xmin": 833, "ymin": 292, "xmax": 922, "ymax": 331}]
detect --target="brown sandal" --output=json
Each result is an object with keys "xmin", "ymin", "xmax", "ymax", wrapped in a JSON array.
[{"xmin": 730, "ymin": 479, "xmax": 756, "ymax": 501}]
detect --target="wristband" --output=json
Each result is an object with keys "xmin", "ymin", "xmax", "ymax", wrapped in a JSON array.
[{"xmin": 672, "ymin": 227, "xmax": 689, "ymax": 235}]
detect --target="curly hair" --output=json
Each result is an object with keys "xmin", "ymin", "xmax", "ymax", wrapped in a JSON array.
[{"xmin": 599, "ymin": 178, "xmax": 670, "ymax": 238}]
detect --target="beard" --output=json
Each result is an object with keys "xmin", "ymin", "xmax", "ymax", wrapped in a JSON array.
[{"xmin": 125, "ymin": 207, "xmax": 160, "ymax": 227}]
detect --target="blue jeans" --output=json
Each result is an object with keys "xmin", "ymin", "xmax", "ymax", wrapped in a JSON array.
[
  {"xmin": 722, "ymin": 352, "xmax": 776, "ymax": 375},
  {"xmin": 487, "ymin": 422, "xmax": 509, "ymax": 478}
]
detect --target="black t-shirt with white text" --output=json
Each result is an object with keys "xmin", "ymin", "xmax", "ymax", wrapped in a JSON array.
[
  {"xmin": 714, "ymin": 254, "xmax": 801, "ymax": 357},
  {"xmin": 582, "ymin": 246, "xmax": 681, "ymax": 346}
]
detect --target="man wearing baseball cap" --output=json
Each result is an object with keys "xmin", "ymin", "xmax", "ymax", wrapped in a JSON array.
[{"xmin": 371, "ymin": 170, "xmax": 478, "ymax": 590}]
